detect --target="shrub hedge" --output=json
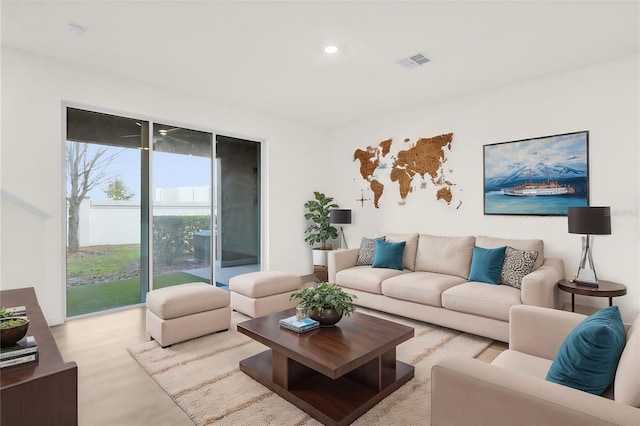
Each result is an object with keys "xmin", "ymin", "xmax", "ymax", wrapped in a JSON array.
[{"xmin": 153, "ymin": 215, "xmax": 211, "ymax": 265}]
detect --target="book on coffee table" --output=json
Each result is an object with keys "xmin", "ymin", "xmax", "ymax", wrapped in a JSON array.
[{"xmin": 279, "ymin": 316, "xmax": 319, "ymax": 333}]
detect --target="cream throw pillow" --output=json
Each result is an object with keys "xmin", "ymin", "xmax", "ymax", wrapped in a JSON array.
[{"xmin": 415, "ymin": 234, "xmax": 475, "ymax": 279}]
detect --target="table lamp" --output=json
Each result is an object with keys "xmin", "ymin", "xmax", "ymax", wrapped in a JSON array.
[
  {"xmin": 330, "ymin": 209, "xmax": 352, "ymax": 249},
  {"xmin": 567, "ymin": 206, "xmax": 611, "ymax": 287}
]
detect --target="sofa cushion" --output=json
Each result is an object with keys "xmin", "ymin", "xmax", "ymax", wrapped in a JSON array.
[
  {"xmin": 229, "ymin": 271, "xmax": 300, "ymax": 298},
  {"xmin": 546, "ymin": 306, "xmax": 626, "ymax": 395},
  {"xmin": 377, "ymin": 232, "xmax": 419, "ymax": 271},
  {"xmin": 442, "ymin": 282, "xmax": 522, "ymax": 321},
  {"xmin": 335, "ymin": 266, "xmax": 408, "ymax": 294},
  {"xmin": 500, "ymin": 247, "xmax": 539, "ymax": 289},
  {"xmin": 415, "ymin": 234, "xmax": 475, "ymax": 279},
  {"xmin": 476, "ymin": 235, "xmax": 544, "ymax": 271},
  {"xmin": 491, "ymin": 349, "xmax": 553, "ymax": 380},
  {"xmin": 614, "ymin": 314, "xmax": 640, "ymax": 406},
  {"xmin": 146, "ymin": 282, "xmax": 229, "ymax": 320},
  {"xmin": 372, "ymin": 240, "xmax": 406, "ymax": 270},
  {"xmin": 355, "ymin": 236, "xmax": 386, "ymax": 266},
  {"xmin": 381, "ymin": 272, "xmax": 467, "ymax": 307},
  {"xmin": 468, "ymin": 246, "xmax": 506, "ymax": 284}
]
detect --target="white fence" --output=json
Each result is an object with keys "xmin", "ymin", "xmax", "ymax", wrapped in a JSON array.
[{"xmin": 74, "ymin": 198, "xmax": 211, "ymax": 247}]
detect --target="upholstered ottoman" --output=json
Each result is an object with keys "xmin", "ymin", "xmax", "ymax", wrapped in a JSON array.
[
  {"xmin": 230, "ymin": 271, "xmax": 310, "ymax": 318},
  {"xmin": 146, "ymin": 282, "xmax": 231, "ymax": 347}
]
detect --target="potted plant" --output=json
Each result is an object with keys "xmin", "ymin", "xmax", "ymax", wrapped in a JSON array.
[
  {"xmin": 304, "ymin": 191, "xmax": 339, "ymax": 266},
  {"xmin": 290, "ymin": 282, "xmax": 357, "ymax": 327}
]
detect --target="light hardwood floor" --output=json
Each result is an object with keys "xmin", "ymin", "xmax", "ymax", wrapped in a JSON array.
[
  {"xmin": 51, "ymin": 306, "xmax": 193, "ymax": 426},
  {"xmin": 51, "ymin": 306, "xmax": 507, "ymax": 426}
]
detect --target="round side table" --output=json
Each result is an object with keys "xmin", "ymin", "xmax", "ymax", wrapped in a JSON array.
[{"xmin": 557, "ymin": 279, "xmax": 627, "ymax": 312}]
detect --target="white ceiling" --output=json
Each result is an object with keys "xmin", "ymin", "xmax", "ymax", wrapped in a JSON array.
[{"xmin": 2, "ymin": 1, "xmax": 639, "ymax": 128}]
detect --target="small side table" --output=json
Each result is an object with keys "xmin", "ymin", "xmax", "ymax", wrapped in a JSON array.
[{"xmin": 558, "ymin": 279, "xmax": 627, "ymax": 312}]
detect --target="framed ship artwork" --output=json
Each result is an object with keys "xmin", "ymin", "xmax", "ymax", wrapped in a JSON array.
[{"xmin": 483, "ymin": 131, "xmax": 589, "ymax": 216}]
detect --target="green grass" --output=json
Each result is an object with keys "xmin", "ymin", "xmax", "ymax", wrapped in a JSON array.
[
  {"xmin": 67, "ymin": 244, "xmax": 140, "ymax": 278},
  {"xmin": 66, "ymin": 272, "xmax": 208, "ymax": 317}
]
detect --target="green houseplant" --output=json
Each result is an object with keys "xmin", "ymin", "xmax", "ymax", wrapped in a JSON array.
[
  {"xmin": 304, "ymin": 192, "xmax": 339, "ymax": 267},
  {"xmin": 304, "ymin": 191, "xmax": 339, "ymax": 250},
  {"xmin": 290, "ymin": 282, "xmax": 357, "ymax": 327}
]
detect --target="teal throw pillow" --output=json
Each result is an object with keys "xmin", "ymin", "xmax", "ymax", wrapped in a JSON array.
[
  {"xmin": 468, "ymin": 246, "xmax": 506, "ymax": 284},
  {"xmin": 546, "ymin": 306, "xmax": 626, "ymax": 395},
  {"xmin": 372, "ymin": 240, "xmax": 406, "ymax": 270}
]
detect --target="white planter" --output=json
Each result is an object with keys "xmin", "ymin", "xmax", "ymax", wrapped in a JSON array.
[{"xmin": 312, "ymin": 248, "xmax": 330, "ymax": 266}]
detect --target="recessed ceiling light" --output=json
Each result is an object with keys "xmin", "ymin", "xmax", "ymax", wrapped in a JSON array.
[
  {"xmin": 324, "ymin": 45, "xmax": 338, "ymax": 54},
  {"xmin": 66, "ymin": 22, "xmax": 86, "ymax": 34}
]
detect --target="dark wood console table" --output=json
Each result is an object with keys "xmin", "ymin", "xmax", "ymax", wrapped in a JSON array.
[{"xmin": 0, "ymin": 287, "xmax": 78, "ymax": 426}]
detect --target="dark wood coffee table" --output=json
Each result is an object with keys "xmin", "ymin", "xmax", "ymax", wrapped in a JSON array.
[{"xmin": 237, "ymin": 309, "xmax": 414, "ymax": 426}]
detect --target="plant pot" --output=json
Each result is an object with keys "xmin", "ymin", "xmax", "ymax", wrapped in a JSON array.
[
  {"xmin": 307, "ymin": 308, "xmax": 343, "ymax": 327},
  {"xmin": 312, "ymin": 248, "xmax": 331, "ymax": 266},
  {"xmin": 0, "ymin": 317, "xmax": 30, "ymax": 347}
]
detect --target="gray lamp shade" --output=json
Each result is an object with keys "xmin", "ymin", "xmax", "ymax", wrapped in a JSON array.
[
  {"xmin": 568, "ymin": 207, "xmax": 611, "ymax": 235},
  {"xmin": 330, "ymin": 209, "xmax": 352, "ymax": 224}
]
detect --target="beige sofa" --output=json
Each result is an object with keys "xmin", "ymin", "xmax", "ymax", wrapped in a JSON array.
[
  {"xmin": 328, "ymin": 233, "xmax": 565, "ymax": 342},
  {"xmin": 431, "ymin": 305, "xmax": 640, "ymax": 425}
]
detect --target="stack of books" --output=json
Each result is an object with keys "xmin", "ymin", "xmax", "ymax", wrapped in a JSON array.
[
  {"xmin": 279, "ymin": 316, "xmax": 320, "ymax": 333},
  {"xmin": 0, "ymin": 336, "xmax": 38, "ymax": 368}
]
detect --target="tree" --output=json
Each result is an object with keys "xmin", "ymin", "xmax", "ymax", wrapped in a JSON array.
[
  {"xmin": 66, "ymin": 142, "xmax": 119, "ymax": 253},
  {"xmin": 103, "ymin": 178, "xmax": 134, "ymax": 201}
]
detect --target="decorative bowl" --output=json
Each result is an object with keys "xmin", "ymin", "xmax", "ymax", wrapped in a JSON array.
[
  {"xmin": 0, "ymin": 317, "xmax": 30, "ymax": 347},
  {"xmin": 307, "ymin": 308, "xmax": 343, "ymax": 327}
]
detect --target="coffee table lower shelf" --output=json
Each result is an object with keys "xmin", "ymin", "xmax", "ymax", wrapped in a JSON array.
[{"xmin": 239, "ymin": 350, "xmax": 414, "ymax": 426}]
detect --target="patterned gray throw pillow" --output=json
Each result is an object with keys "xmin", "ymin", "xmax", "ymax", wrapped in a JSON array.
[
  {"xmin": 356, "ymin": 236, "xmax": 386, "ymax": 266},
  {"xmin": 501, "ymin": 246, "xmax": 539, "ymax": 289}
]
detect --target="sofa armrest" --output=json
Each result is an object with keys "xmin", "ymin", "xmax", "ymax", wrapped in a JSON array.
[
  {"xmin": 432, "ymin": 356, "xmax": 640, "ymax": 426},
  {"xmin": 509, "ymin": 305, "xmax": 586, "ymax": 359},
  {"xmin": 521, "ymin": 257, "xmax": 564, "ymax": 309},
  {"xmin": 327, "ymin": 248, "xmax": 359, "ymax": 283}
]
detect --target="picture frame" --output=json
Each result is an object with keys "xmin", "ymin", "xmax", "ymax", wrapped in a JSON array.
[{"xmin": 483, "ymin": 131, "xmax": 589, "ymax": 216}]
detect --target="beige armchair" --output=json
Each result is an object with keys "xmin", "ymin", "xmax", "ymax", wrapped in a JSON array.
[{"xmin": 431, "ymin": 305, "xmax": 640, "ymax": 426}]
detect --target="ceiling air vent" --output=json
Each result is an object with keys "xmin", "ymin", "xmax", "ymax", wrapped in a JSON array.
[{"xmin": 398, "ymin": 53, "xmax": 430, "ymax": 70}]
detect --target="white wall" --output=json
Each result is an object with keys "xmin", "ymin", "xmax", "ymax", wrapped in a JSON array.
[
  {"xmin": 330, "ymin": 54, "xmax": 640, "ymax": 322},
  {"xmin": 1, "ymin": 48, "xmax": 330, "ymax": 324},
  {"xmin": 76, "ymin": 199, "xmax": 212, "ymax": 247}
]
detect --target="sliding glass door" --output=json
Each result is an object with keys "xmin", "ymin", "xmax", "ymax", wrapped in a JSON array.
[
  {"xmin": 152, "ymin": 123, "xmax": 213, "ymax": 288},
  {"xmin": 65, "ymin": 107, "xmax": 261, "ymax": 317},
  {"xmin": 66, "ymin": 108, "xmax": 147, "ymax": 316},
  {"xmin": 65, "ymin": 109, "xmax": 214, "ymax": 316}
]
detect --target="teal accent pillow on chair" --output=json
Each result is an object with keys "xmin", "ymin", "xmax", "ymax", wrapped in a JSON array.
[
  {"xmin": 468, "ymin": 246, "xmax": 506, "ymax": 284},
  {"xmin": 372, "ymin": 240, "xmax": 406, "ymax": 270},
  {"xmin": 546, "ymin": 306, "xmax": 626, "ymax": 395}
]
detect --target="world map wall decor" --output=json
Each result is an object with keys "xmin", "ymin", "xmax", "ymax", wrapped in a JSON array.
[{"xmin": 353, "ymin": 133, "xmax": 457, "ymax": 208}]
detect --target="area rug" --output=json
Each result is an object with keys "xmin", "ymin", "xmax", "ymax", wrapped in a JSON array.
[{"xmin": 128, "ymin": 309, "xmax": 492, "ymax": 425}]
